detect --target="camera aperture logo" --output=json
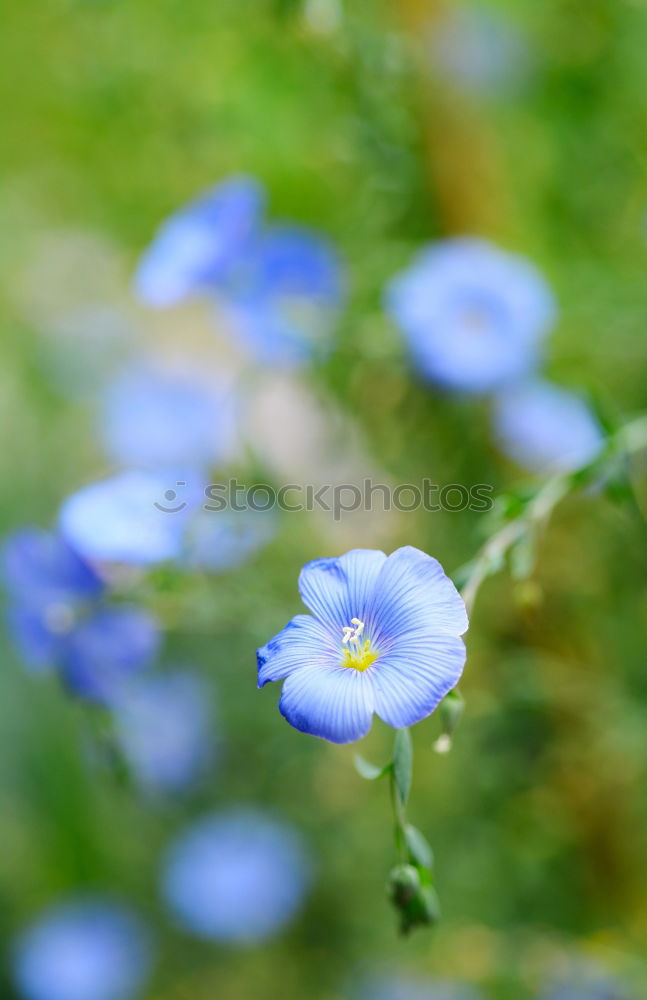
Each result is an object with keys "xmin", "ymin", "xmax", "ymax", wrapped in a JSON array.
[{"xmin": 154, "ymin": 479, "xmax": 494, "ymax": 521}]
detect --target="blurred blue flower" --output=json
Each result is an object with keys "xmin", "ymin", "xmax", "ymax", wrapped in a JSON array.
[
  {"xmin": 258, "ymin": 546, "xmax": 468, "ymax": 744},
  {"xmin": 59, "ymin": 470, "xmax": 191, "ymax": 566},
  {"xmin": 100, "ymin": 366, "xmax": 237, "ymax": 471},
  {"xmin": 355, "ymin": 976, "xmax": 482, "ymax": 1000},
  {"xmin": 182, "ymin": 507, "xmax": 277, "ymax": 572},
  {"xmin": 13, "ymin": 897, "xmax": 153, "ymax": 1000},
  {"xmin": 2, "ymin": 528, "xmax": 104, "ymax": 672},
  {"xmin": 60, "ymin": 606, "xmax": 161, "ymax": 703},
  {"xmin": 385, "ymin": 238, "xmax": 555, "ymax": 392},
  {"xmin": 225, "ymin": 225, "xmax": 345, "ymax": 365},
  {"xmin": 430, "ymin": 5, "xmax": 532, "ymax": 97},
  {"xmin": 2, "ymin": 527, "xmax": 103, "ymax": 609},
  {"xmin": 112, "ymin": 670, "xmax": 215, "ymax": 794},
  {"xmin": 134, "ymin": 176, "xmax": 264, "ymax": 307},
  {"xmin": 541, "ymin": 972, "xmax": 631, "ymax": 1000},
  {"xmin": 1, "ymin": 529, "xmax": 161, "ymax": 698},
  {"xmin": 492, "ymin": 378, "xmax": 604, "ymax": 474},
  {"xmin": 161, "ymin": 807, "xmax": 312, "ymax": 943}
]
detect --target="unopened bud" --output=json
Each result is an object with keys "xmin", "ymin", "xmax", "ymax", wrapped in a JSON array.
[{"xmin": 388, "ymin": 864, "xmax": 420, "ymax": 908}]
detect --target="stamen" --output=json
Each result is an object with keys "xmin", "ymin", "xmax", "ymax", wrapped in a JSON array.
[{"xmin": 341, "ymin": 618, "xmax": 365, "ymax": 644}]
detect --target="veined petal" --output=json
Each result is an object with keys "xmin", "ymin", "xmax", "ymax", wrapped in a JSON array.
[
  {"xmin": 367, "ymin": 546, "xmax": 468, "ymax": 641},
  {"xmin": 298, "ymin": 548, "xmax": 387, "ymax": 627},
  {"xmin": 257, "ymin": 615, "xmax": 335, "ymax": 688},
  {"xmin": 279, "ymin": 665, "xmax": 375, "ymax": 744},
  {"xmin": 372, "ymin": 631, "xmax": 466, "ymax": 729}
]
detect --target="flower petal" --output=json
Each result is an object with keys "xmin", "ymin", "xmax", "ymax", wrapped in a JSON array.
[
  {"xmin": 298, "ymin": 548, "xmax": 387, "ymax": 627},
  {"xmin": 257, "ymin": 615, "xmax": 334, "ymax": 688},
  {"xmin": 372, "ymin": 631, "xmax": 466, "ymax": 728},
  {"xmin": 279, "ymin": 665, "xmax": 375, "ymax": 744},
  {"xmin": 367, "ymin": 546, "xmax": 468, "ymax": 641}
]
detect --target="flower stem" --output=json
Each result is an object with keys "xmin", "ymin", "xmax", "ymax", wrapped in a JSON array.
[{"xmin": 457, "ymin": 413, "xmax": 647, "ymax": 614}]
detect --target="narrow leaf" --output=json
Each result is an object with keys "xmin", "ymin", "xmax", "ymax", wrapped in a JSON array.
[
  {"xmin": 404, "ymin": 824, "xmax": 434, "ymax": 870},
  {"xmin": 392, "ymin": 727, "xmax": 413, "ymax": 806},
  {"xmin": 354, "ymin": 755, "xmax": 390, "ymax": 781}
]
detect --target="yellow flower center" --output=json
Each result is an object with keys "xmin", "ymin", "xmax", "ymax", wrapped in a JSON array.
[{"xmin": 340, "ymin": 618, "xmax": 379, "ymax": 672}]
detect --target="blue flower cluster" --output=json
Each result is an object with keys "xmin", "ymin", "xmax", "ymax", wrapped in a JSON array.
[
  {"xmin": 385, "ymin": 237, "xmax": 603, "ymax": 474},
  {"xmin": 59, "ymin": 364, "xmax": 275, "ymax": 569},
  {"xmin": 134, "ymin": 176, "xmax": 345, "ymax": 366},
  {"xmin": 2, "ymin": 528, "xmax": 159, "ymax": 702},
  {"xmin": 11, "ymin": 806, "xmax": 314, "ymax": 1000}
]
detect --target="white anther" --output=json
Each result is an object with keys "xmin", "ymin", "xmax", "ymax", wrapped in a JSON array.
[{"xmin": 342, "ymin": 618, "xmax": 365, "ymax": 645}]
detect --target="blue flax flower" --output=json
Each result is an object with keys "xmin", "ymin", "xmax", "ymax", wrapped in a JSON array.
[
  {"xmin": 258, "ymin": 546, "xmax": 468, "ymax": 744},
  {"xmin": 356, "ymin": 976, "xmax": 483, "ymax": 1000},
  {"xmin": 2, "ymin": 527, "xmax": 161, "ymax": 700},
  {"xmin": 2, "ymin": 528, "xmax": 103, "ymax": 671},
  {"xmin": 134, "ymin": 176, "xmax": 263, "ymax": 307},
  {"xmin": 100, "ymin": 366, "xmax": 237, "ymax": 471},
  {"xmin": 59, "ymin": 470, "xmax": 191, "ymax": 566},
  {"xmin": 12, "ymin": 897, "xmax": 153, "ymax": 1000},
  {"xmin": 224, "ymin": 225, "xmax": 345, "ymax": 365},
  {"xmin": 492, "ymin": 378, "xmax": 604, "ymax": 474},
  {"xmin": 112, "ymin": 670, "xmax": 216, "ymax": 795},
  {"xmin": 135, "ymin": 177, "xmax": 345, "ymax": 365},
  {"xmin": 541, "ymin": 975, "xmax": 631, "ymax": 1000},
  {"xmin": 385, "ymin": 238, "xmax": 555, "ymax": 392},
  {"xmin": 161, "ymin": 807, "xmax": 312, "ymax": 944},
  {"xmin": 59, "ymin": 607, "xmax": 160, "ymax": 703}
]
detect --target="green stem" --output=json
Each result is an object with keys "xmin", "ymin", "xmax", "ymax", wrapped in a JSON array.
[{"xmin": 458, "ymin": 413, "xmax": 647, "ymax": 614}]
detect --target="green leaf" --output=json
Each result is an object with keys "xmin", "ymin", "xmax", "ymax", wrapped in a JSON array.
[
  {"xmin": 404, "ymin": 824, "xmax": 434, "ymax": 870},
  {"xmin": 509, "ymin": 532, "xmax": 536, "ymax": 581},
  {"xmin": 353, "ymin": 755, "xmax": 390, "ymax": 781},
  {"xmin": 439, "ymin": 689, "xmax": 464, "ymax": 737},
  {"xmin": 392, "ymin": 727, "xmax": 413, "ymax": 806}
]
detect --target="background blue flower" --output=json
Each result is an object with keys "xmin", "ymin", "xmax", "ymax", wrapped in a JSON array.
[
  {"xmin": 100, "ymin": 366, "xmax": 238, "ymax": 472},
  {"xmin": 12, "ymin": 897, "xmax": 153, "ymax": 1000},
  {"xmin": 385, "ymin": 238, "xmax": 555, "ymax": 393},
  {"xmin": 224, "ymin": 225, "xmax": 345, "ymax": 364},
  {"xmin": 160, "ymin": 807, "xmax": 312, "ymax": 944},
  {"xmin": 134, "ymin": 176, "xmax": 264, "ymax": 307},
  {"xmin": 355, "ymin": 977, "xmax": 483, "ymax": 1000},
  {"xmin": 2, "ymin": 528, "xmax": 104, "ymax": 672},
  {"xmin": 258, "ymin": 546, "xmax": 468, "ymax": 744},
  {"xmin": 112, "ymin": 669, "xmax": 216, "ymax": 794},
  {"xmin": 492, "ymin": 378, "xmax": 604, "ymax": 474},
  {"xmin": 60, "ymin": 606, "xmax": 161, "ymax": 703},
  {"xmin": 59, "ymin": 470, "xmax": 191, "ymax": 566},
  {"xmin": 182, "ymin": 506, "xmax": 277, "ymax": 572}
]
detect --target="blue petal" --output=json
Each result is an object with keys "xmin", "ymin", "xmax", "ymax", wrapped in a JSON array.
[
  {"xmin": 100, "ymin": 367, "xmax": 237, "ymax": 471},
  {"xmin": 59, "ymin": 471, "xmax": 188, "ymax": 566},
  {"xmin": 134, "ymin": 176, "xmax": 264, "ymax": 307},
  {"xmin": 2, "ymin": 528, "xmax": 103, "ymax": 606},
  {"xmin": 493, "ymin": 378, "xmax": 603, "ymax": 474},
  {"xmin": 367, "ymin": 546, "xmax": 468, "ymax": 641},
  {"xmin": 372, "ymin": 631, "xmax": 466, "ymax": 728},
  {"xmin": 6, "ymin": 606, "xmax": 63, "ymax": 673},
  {"xmin": 279, "ymin": 665, "xmax": 374, "ymax": 744},
  {"xmin": 298, "ymin": 548, "xmax": 387, "ymax": 627},
  {"xmin": 257, "ymin": 614, "xmax": 334, "ymax": 688},
  {"xmin": 60, "ymin": 607, "xmax": 161, "ymax": 703}
]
